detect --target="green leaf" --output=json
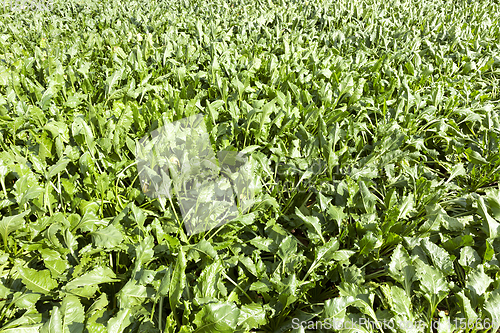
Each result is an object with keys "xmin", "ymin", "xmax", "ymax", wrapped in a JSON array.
[
  {"xmin": 415, "ymin": 260, "xmax": 448, "ymax": 311},
  {"xmin": 331, "ymin": 249, "xmax": 355, "ymax": 262},
  {"xmin": 277, "ymin": 235, "xmax": 297, "ymax": 260},
  {"xmin": 477, "ymin": 196, "xmax": 500, "ymax": 239},
  {"xmin": 237, "ymin": 304, "xmax": 266, "ymax": 330},
  {"xmin": 13, "ymin": 292, "xmax": 41, "ymax": 309},
  {"xmin": 133, "ymin": 235, "xmax": 154, "ymax": 273},
  {"xmin": 357, "ymin": 231, "xmax": 382, "ymax": 256},
  {"xmin": 64, "ymin": 95, "xmax": 83, "ymax": 109},
  {"xmin": 484, "ymin": 289, "xmax": 500, "ymax": 332},
  {"xmin": 388, "ymin": 244, "xmax": 415, "ymax": 295},
  {"xmin": 158, "ymin": 266, "xmax": 172, "ymax": 297},
  {"xmin": 420, "ymin": 238, "xmax": 453, "ymax": 276},
  {"xmin": 106, "ymin": 69, "xmax": 125, "ymax": 97},
  {"xmin": 397, "ymin": 193, "xmax": 414, "ymax": 220},
  {"xmin": 486, "ymin": 189, "xmax": 500, "ymax": 220},
  {"xmin": 445, "ymin": 163, "xmax": 466, "ymax": 184},
  {"xmin": 198, "ymin": 260, "xmax": 223, "ymax": 299},
  {"xmin": 61, "ymin": 295, "xmax": 84, "ymax": 332},
  {"xmin": 339, "ymin": 74, "xmax": 354, "ymax": 98},
  {"xmin": 249, "ymin": 236, "xmax": 275, "ymax": 252},
  {"xmin": 44, "ymin": 121, "xmax": 69, "ymax": 142},
  {"xmin": 0, "ymin": 210, "xmax": 29, "ymax": 250},
  {"xmin": 324, "ymin": 296, "xmax": 357, "ymax": 321},
  {"xmin": 90, "ymin": 225, "xmax": 123, "ymax": 249},
  {"xmin": 303, "ymin": 237, "xmax": 339, "ymax": 280},
  {"xmin": 383, "ymin": 285, "xmax": 413, "ymax": 318},
  {"xmin": 193, "ymin": 302, "xmax": 240, "ymax": 333},
  {"xmin": 327, "ymin": 205, "xmax": 345, "ymax": 229},
  {"xmin": 295, "ymin": 207, "xmax": 325, "ymax": 244},
  {"xmin": 71, "ymin": 116, "xmax": 94, "ymax": 149},
  {"xmin": 466, "ymin": 149, "xmax": 488, "ymax": 164},
  {"xmin": 466, "ymin": 264, "xmax": 493, "ymax": 296},
  {"xmin": 47, "ymin": 157, "xmax": 70, "ymax": 178},
  {"xmin": 65, "ymin": 266, "xmax": 118, "ymax": 290},
  {"xmin": 169, "ymin": 246, "xmax": 187, "ymax": 313},
  {"xmin": 16, "ymin": 266, "xmax": 58, "ymax": 294},
  {"xmin": 188, "ymin": 239, "xmax": 218, "ymax": 262},
  {"xmin": 40, "ymin": 306, "xmax": 63, "ymax": 333},
  {"xmin": 0, "ymin": 326, "xmax": 43, "ymax": 333},
  {"xmin": 19, "ymin": 186, "xmax": 43, "ymax": 207},
  {"xmin": 118, "ymin": 280, "xmax": 153, "ymax": 307},
  {"xmin": 358, "ymin": 180, "xmax": 377, "ymax": 214},
  {"xmin": 107, "ymin": 308, "xmax": 132, "ymax": 333},
  {"xmin": 456, "ymin": 291, "xmax": 478, "ymax": 323},
  {"xmin": 459, "ymin": 246, "xmax": 481, "ymax": 270},
  {"xmin": 40, "ymin": 249, "xmax": 68, "ymax": 278}
]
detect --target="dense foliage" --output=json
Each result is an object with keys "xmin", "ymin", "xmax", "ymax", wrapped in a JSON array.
[{"xmin": 1, "ymin": 0, "xmax": 500, "ymax": 332}]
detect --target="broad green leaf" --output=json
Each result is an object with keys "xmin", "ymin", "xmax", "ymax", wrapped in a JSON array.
[
  {"xmin": 323, "ymin": 296, "xmax": 357, "ymax": 321},
  {"xmin": 456, "ymin": 291, "xmax": 478, "ymax": 323},
  {"xmin": 357, "ymin": 231, "xmax": 382, "ymax": 256},
  {"xmin": 314, "ymin": 237, "xmax": 340, "ymax": 263},
  {"xmin": 40, "ymin": 306, "xmax": 62, "ymax": 333},
  {"xmin": 61, "ymin": 296, "xmax": 84, "ymax": 333},
  {"xmin": 238, "ymin": 255, "xmax": 258, "ymax": 278},
  {"xmin": 466, "ymin": 149, "xmax": 488, "ymax": 164},
  {"xmin": 106, "ymin": 69, "xmax": 125, "ymax": 97},
  {"xmin": 16, "ymin": 266, "xmax": 58, "ymax": 294},
  {"xmin": 415, "ymin": 260, "xmax": 448, "ymax": 311},
  {"xmin": 40, "ymin": 249, "xmax": 68, "ymax": 278},
  {"xmin": 90, "ymin": 225, "xmax": 123, "ymax": 249},
  {"xmin": 331, "ymin": 249, "xmax": 355, "ymax": 262},
  {"xmin": 397, "ymin": 193, "xmax": 414, "ymax": 220},
  {"xmin": 477, "ymin": 196, "xmax": 500, "ymax": 239},
  {"xmin": 486, "ymin": 188, "xmax": 500, "ymax": 220},
  {"xmin": 237, "ymin": 304, "xmax": 266, "ymax": 329},
  {"xmin": 466, "ymin": 264, "xmax": 493, "ymax": 296},
  {"xmin": 484, "ymin": 289, "xmax": 500, "ymax": 332},
  {"xmin": 249, "ymin": 236, "xmax": 275, "ymax": 252},
  {"xmin": 382, "ymin": 285, "xmax": 413, "ymax": 318},
  {"xmin": 388, "ymin": 244, "xmax": 415, "ymax": 295},
  {"xmin": 64, "ymin": 95, "xmax": 83, "ymax": 108},
  {"xmin": 0, "ymin": 210, "xmax": 29, "ymax": 249},
  {"xmin": 338, "ymin": 74, "xmax": 354, "ymax": 98},
  {"xmin": 459, "ymin": 246, "xmax": 481, "ymax": 270},
  {"xmin": 13, "ymin": 292, "xmax": 41, "ymax": 309},
  {"xmin": 107, "ymin": 308, "xmax": 132, "ymax": 333},
  {"xmin": 19, "ymin": 186, "xmax": 43, "ymax": 207},
  {"xmin": 133, "ymin": 235, "xmax": 154, "ymax": 273},
  {"xmin": 188, "ymin": 239, "xmax": 218, "ymax": 262},
  {"xmin": 278, "ymin": 235, "xmax": 297, "ymax": 260},
  {"xmin": 86, "ymin": 293, "xmax": 108, "ymax": 315},
  {"xmin": 0, "ymin": 327, "xmax": 42, "ymax": 333},
  {"xmin": 445, "ymin": 163, "xmax": 466, "ymax": 184},
  {"xmin": 71, "ymin": 116, "xmax": 94, "ymax": 149},
  {"xmin": 118, "ymin": 280, "xmax": 153, "ymax": 307},
  {"xmin": 65, "ymin": 266, "xmax": 118, "ymax": 290},
  {"xmin": 420, "ymin": 239, "xmax": 453, "ymax": 276},
  {"xmin": 199, "ymin": 260, "xmax": 223, "ymax": 299},
  {"xmin": 295, "ymin": 208, "xmax": 325, "ymax": 244},
  {"xmin": 193, "ymin": 302, "xmax": 239, "ymax": 333},
  {"xmin": 47, "ymin": 157, "xmax": 70, "ymax": 178},
  {"xmin": 327, "ymin": 205, "xmax": 345, "ymax": 229},
  {"xmin": 158, "ymin": 266, "xmax": 173, "ymax": 297}
]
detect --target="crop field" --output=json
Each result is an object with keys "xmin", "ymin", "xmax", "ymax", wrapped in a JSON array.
[{"xmin": 1, "ymin": 0, "xmax": 500, "ymax": 332}]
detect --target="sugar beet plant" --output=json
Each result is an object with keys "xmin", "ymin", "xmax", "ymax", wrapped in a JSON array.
[{"xmin": 0, "ymin": 0, "xmax": 500, "ymax": 332}]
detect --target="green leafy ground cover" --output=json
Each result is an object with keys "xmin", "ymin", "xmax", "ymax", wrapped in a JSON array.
[{"xmin": 0, "ymin": 0, "xmax": 500, "ymax": 331}]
